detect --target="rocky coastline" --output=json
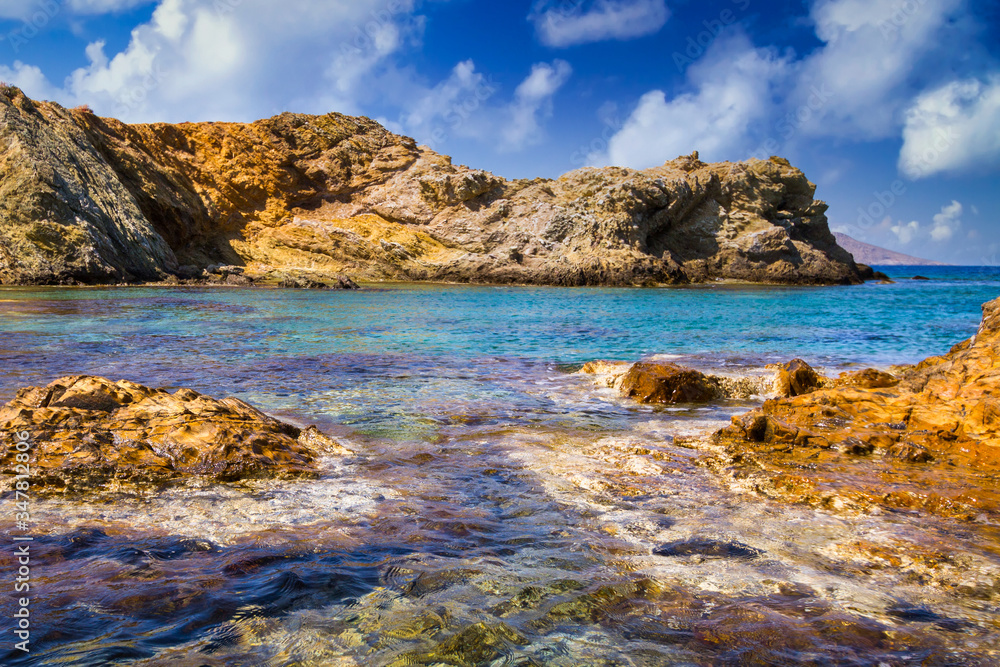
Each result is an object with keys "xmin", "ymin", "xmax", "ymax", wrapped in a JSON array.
[
  {"xmin": 580, "ymin": 296, "xmax": 1000, "ymax": 521},
  {"xmin": 0, "ymin": 86, "xmax": 870, "ymax": 288}
]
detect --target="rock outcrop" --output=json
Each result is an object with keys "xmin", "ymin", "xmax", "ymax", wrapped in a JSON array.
[
  {"xmin": 619, "ymin": 362, "xmax": 721, "ymax": 404},
  {"xmin": 0, "ymin": 375, "xmax": 350, "ymax": 493},
  {"xmin": 580, "ymin": 360, "xmax": 773, "ymax": 402},
  {"xmin": 707, "ymin": 297, "xmax": 1000, "ymax": 518},
  {"xmin": 0, "ymin": 86, "xmax": 865, "ymax": 286}
]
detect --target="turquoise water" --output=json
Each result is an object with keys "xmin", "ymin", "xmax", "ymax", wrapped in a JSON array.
[
  {"xmin": 0, "ymin": 266, "xmax": 997, "ymax": 435},
  {"xmin": 1, "ymin": 267, "xmax": 999, "ymax": 666}
]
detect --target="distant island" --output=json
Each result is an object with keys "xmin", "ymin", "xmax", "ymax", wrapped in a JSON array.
[{"xmin": 834, "ymin": 233, "xmax": 946, "ymax": 266}]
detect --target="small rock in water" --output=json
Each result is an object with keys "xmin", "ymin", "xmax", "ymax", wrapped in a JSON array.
[
  {"xmin": 653, "ymin": 538, "xmax": 763, "ymax": 560},
  {"xmin": 619, "ymin": 362, "xmax": 719, "ymax": 404}
]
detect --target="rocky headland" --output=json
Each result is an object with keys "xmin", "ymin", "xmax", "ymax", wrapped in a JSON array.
[{"xmin": 0, "ymin": 86, "xmax": 867, "ymax": 287}]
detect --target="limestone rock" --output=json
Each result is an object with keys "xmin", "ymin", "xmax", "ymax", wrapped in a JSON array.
[
  {"xmin": 0, "ymin": 375, "xmax": 345, "ymax": 493},
  {"xmin": 0, "ymin": 86, "xmax": 865, "ymax": 287},
  {"xmin": 619, "ymin": 362, "xmax": 720, "ymax": 404},
  {"xmin": 772, "ymin": 359, "xmax": 825, "ymax": 397},
  {"xmin": 709, "ymin": 297, "xmax": 1000, "ymax": 518},
  {"xmin": 834, "ymin": 368, "xmax": 899, "ymax": 389}
]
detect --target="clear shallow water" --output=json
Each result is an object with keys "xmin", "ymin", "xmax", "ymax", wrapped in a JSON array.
[{"xmin": 1, "ymin": 267, "xmax": 999, "ymax": 665}]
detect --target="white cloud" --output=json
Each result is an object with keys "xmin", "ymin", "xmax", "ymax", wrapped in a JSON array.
[
  {"xmin": 591, "ymin": 33, "xmax": 788, "ymax": 168},
  {"xmin": 0, "ymin": 0, "xmax": 45, "ymax": 19},
  {"xmin": 396, "ymin": 59, "xmax": 501, "ymax": 145},
  {"xmin": 0, "ymin": 60, "xmax": 61, "ymax": 99},
  {"xmin": 530, "ymin": 0, "xmax": 668, "ymax": 48},
  {"xmin": 502, "ymin": 60, "xmax": 572, "ymax": 150},
  {"xmin": 792, "ymin": 0, "xmax": 964, "ymax": 139},
  {"xmin": 8, "ymin": 0, "xmax": 429, "ymax": 122},
  {"xmin": 587, "ymin": 0, "xmax": 993, "ymax": 173},
  {"xmin": 890, "ymin": 220, "xmax": 920, "ymax": 244},
  {"xmin": 930, "ymin": 200, "xmax": 962, "ymax": 241},
  {"xmin": 898, "ymin": 76, "xmax": 1000, "ymax": 179}
]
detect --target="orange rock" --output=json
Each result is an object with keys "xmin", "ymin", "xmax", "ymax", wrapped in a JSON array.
[
  {"xmin": 834, "ymin": 368, "xmax": 899, "ymax": 389},
  {"xmin": 773, "ymin": 358, "xmax": 825, "ymax": 397},
  {"xmin": 709, "ymin": 297, "xmax": 1000, "ymax": 518},
  {"xmin": 619, "ymin": 363, "xmax": 719, "ymax": 404},
  {"xmin": 0, "ymin": 376, "xmax": 346, "ymax": 493}
]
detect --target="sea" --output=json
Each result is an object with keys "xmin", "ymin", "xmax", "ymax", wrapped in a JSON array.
[{"xmin": 0, "ymin": 265, "xmax": 998, "ymax": 666}]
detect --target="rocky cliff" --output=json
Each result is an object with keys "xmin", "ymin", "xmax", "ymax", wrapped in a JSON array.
[{"xmin": 0, "ymin": 86, "xmax": 864, "ymax": 286}]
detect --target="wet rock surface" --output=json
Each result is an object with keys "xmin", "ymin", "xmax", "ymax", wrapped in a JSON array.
[
  {"xmin": 619, "ymin": 362, "xmax": 721, "ymax": 404},
  {"xmin": 707, "ymin": 297, "xmax": 1000, "ymax": 519},
  {"xmin": 0, "ymin": 375, "xmax": 347, "ymax": 493},
  {"xmin": 0, "ymin": 86, "xmax": 864, "ymax": 287}
]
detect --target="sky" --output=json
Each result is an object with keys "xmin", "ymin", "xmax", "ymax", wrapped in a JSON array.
[{"xmin": 0, "ymin": 0, "xmax": 997, "ymax": 264}]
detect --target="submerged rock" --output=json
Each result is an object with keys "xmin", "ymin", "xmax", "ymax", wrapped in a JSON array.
[
  {"xmin": 0, "ymin": 375, "xmax": 347, "ymax": 493},
  {"xmin": 0, "ymin": 87, "xmax": 863, "ymax": 287},
  {"xmin": 709, "ymin": 297, "xmax": 1000, "ymax": 518},
  {"xmin": 653, "ymin": 538, "xmax": 763, "ymax": 560}
]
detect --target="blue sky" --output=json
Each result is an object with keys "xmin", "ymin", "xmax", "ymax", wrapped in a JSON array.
[{"xmin": 0, "ymin": 0, "xmax": 997, "ymax": 264}]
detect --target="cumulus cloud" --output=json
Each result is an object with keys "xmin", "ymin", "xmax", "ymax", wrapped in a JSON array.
[
  {"xmin": 4, "ymin": 0, "xmax": 432, "ymax": 122},
  {"xmin": 790, "ymin": 0, "xmax": 964, "ymax": 139},
  {"xmin": 395, "ymin": 59, "xmax": 501, "ymax": 146},
  {"xmin": 502, "ymin": 60, "xmax": 572, "ymax": 149},
  {"xmin": 898, "ymin": 77, "xmax": 1000, "ymax": 179},
  {"xmin": 590, "ymin": 33, "xmax": 788, "ymax": 168},
  {"xmin": 0, "ymin": 60, "xmax": 62, "ymax": 99},
  {"xmin": 930, "ymin": 200, "xmax": 962, "ymax": 241},
  {"xmin": 890, "ymin": 220, "xmax": 921, "ymax": 244},
  {"xmin": 530, "ymin": 0, "xmax": 669, "ymax": 48},
  {"xmin": 592, "ymin": 0, "xmax": 985, "ymax": 170},
  {"xmin": 0, "ymin": 0, "xmax": 46, "ymax": 19}
]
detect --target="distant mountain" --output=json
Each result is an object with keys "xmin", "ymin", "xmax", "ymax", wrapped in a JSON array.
[{"xmin": 833, "ymin": 233, "xmax": 945, "ymax": 266}]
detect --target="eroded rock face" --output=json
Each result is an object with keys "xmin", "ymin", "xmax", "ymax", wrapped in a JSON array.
[
  {"xmin": 772, "ymin": 358, "xmax": 824, "ymax": 397},
  {"xmin": 0, "ymin": 86, "xmax": 864, "ymax": 287},
  {"xmin": 0, "ymin": 376, "xmax": 347, "ymax": 493},
  {"xmin": 707, "ymin": 297, "xmax": 1000, "ymax": 518}
]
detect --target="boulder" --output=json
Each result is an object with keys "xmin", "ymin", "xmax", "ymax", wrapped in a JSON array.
[
  {"xmin": 619, "ymin": 362, "xmax": 719, "ymax": 404},
  {"xmin": 0, "ymin": 376, "xmax": 348, "ymax": 493},
  {"xmin": 834, "ymin": 368, "xmax": 899, "ymax": 389},
  {"xmin": 772, "ymin": 359, "xmax": 824, "ymax": 397}
]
